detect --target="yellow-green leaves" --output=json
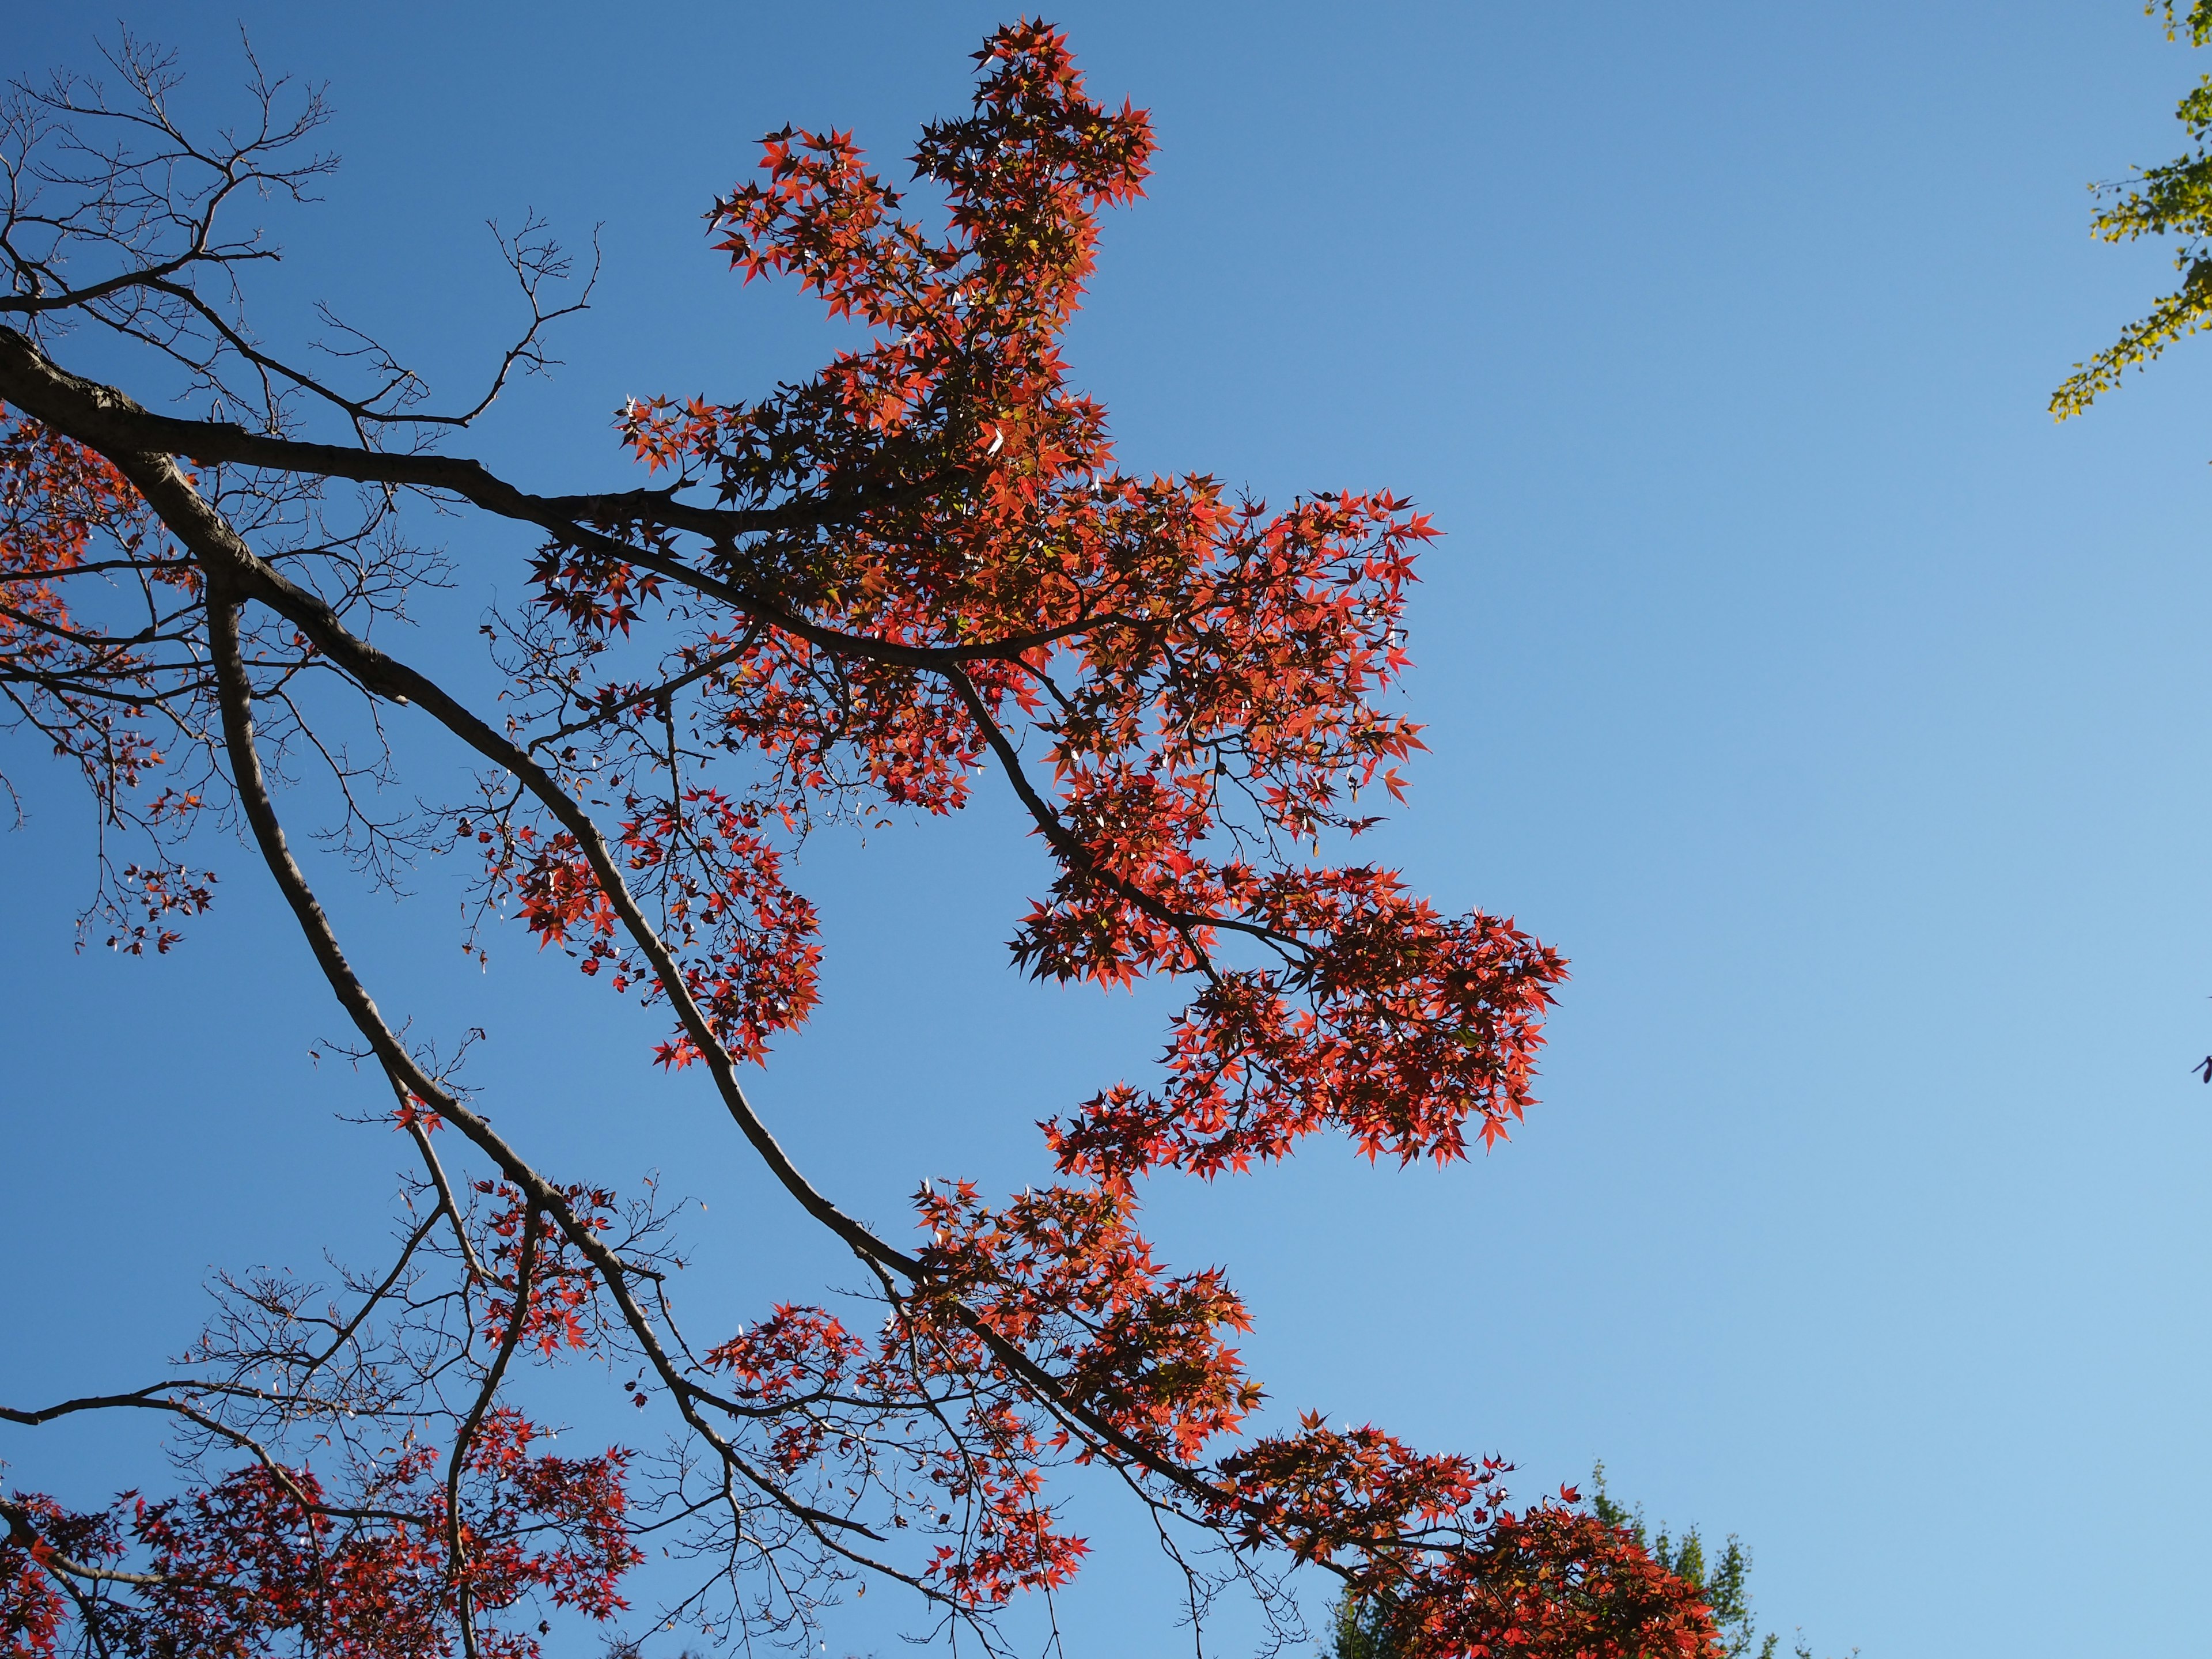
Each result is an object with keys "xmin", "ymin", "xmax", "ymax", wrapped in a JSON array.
[
  {"xmin": 2160, "ymin": 1, "xmax": 2212, "ymax": 47},
  {"xmin": 2054, "ymin": 28, "xmax": 2212, "ymax": 418}
]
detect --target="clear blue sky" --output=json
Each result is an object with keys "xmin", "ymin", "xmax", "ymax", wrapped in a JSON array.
[{"xmin": 5, "ymin": 4, "xmax": 2210, "ymax": 1655}]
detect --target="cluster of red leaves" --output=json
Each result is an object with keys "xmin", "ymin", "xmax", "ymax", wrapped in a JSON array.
[
  {"xmin": 1, "ymin": 1495, "xmax": 75, "ymax": 1654},
  {"xmin": 1209, "ymin": 1426, "xmax": 1720, "ymax": 1658},
  {"xmin": 0, "ymin": 404, "xmax": 211, "ymax": 952},
  {"xmin": 532, "ymin": 23, "xmax": 1566, "ymax": 1184},
  {"xmin": 693, "ymin": 1178, "xmax": 1264, "ymax": 1607},
  {"xmin": 915, "ymin": 1415, "xmax": 1089, "ymax": 1612},
  {"xmin": 498, "ymin": 24, "xmax": 1690, "ymax": 1649},
  {"xmin": 626, "ymin": 14, "xmax": 1146, "ymax": 474},
  {"xmin": 909, "ymin": 1180, "xmax": 1261, "ymax": 1463},
  {"xmin": 1407, "ymin": 1507, "xmax": 1730, "ymax": 1659},
  {"xmin": 475, "ymin": 1180, "xmax": 619, "ymax": 1356},
  {"xmin": 457, "ymin": 1410, "xmax": 643, "ymax": 1624},
  {"xmin": 704, "ymin": 1300, "xmax": 1098, "ymax": 1607},
  {"xmin": 1045, "ymin": 876, "xmax": 1566, "ymax": 1179},
  {"xmin": 1212, "ymin": 1417, "xmax": 1506, "ymax": 1565},
  {"xmin": 463, "ymin": 786, "xmax": 820, "ymax": 1067},
  {"xmin": 687, "ymin": 1180, "xmax": 1720, "ymax": 1654},
  {"xmin": 2, "ymin": 1430, "xmax": 640, "ymax": 1659}
]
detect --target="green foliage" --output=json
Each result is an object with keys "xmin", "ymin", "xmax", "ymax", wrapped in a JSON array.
[
  {"xmin": 1323, "ymin": 1590, "xmax": 1409, "ymax": 1659},
  {"xmin": 2157, "ymin": 1, "xmax": 2212, "ymax": 45},
  {"xmin": 2053, "ymin": 4, "xmax": 2212, "ymax": 416}
]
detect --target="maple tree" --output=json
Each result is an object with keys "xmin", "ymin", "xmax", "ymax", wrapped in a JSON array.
[
  {"xmin": 1322, "ymin": 1468, "xmax": 1850, "ymax": 1659},
  {"xmin": 0, "ymin": 24, "xmax": 1728, "ymax": 1658}
]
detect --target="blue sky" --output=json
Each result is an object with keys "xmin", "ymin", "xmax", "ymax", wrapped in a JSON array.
[{"xmin": 6, "ymin": 3, "xmax": 2211, "ymax": 1655}]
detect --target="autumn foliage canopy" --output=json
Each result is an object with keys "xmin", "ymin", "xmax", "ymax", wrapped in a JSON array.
[{"xmin": 0, "ymin": 24, "xmax": 1721, "ymax": 1658}]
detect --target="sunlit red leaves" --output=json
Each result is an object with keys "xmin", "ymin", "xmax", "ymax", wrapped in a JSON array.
[
  {"xmin": 700, "ymin": 20, "xmax": 1148, "ymax": 439},
  {"xmin": 1, "ymin": 1495, "xmax": 84, "ymax": 1656},
  {"xmin": 1212, "ymin": 1415, "xmax": 1494, "ymax": 1564},
  {"xmin": 127, "ymin": 1464, "xmax": 446, "ymax": 1658},
  {"xmin": 921, "ymin": 1453, "xmax": 1089, "ymax": 1609},
  {"xmin": 0, "ymin": 400, "xmax": 159, "ymax": 611},
  {"xmin": 677, "ymin": 1177, "xmax": 1716, "ymax": 1643},
  {"xmin": 475, "ymin": 1180, "xmax": 618, "ymax": 1356},
  {"xmin": 692, "ymin": 1180, "xmax": 1264, "ymax": 1608},
  {"xmin": 912, "ymin": 1180, "xmax": 1262, "ymax": 1462},
  {"xmin": 1380, "ymin": 1508, "xmax": 1727, "ymax": 1659},
  {"xmin": 541, "ymin": 31, "xmax": 1555, "ymax": 1202},
  {"xmin": 461, "ymin": 1411, "xmax": 644, "ymax": 1622},
  {"xmin": 4, "ymin": 1439, "xmax": 641, "ymax": 1659},
  {"xmin": 701, "ymin": 1294, "xmax": 1092, "ymax": 1606},
  {"xmin": 0, "ymin": 403, "xmax": 211, "ymax": 950},
  {"xmin": 706, "ymin": 1304, "xmax": 862, "ymax": 1400},
  {"xmin": 466, "ymin": 785, "xmax": 821, "ymax": 1068},
  {"xmin": 1207, "ymin": 1428, "xmax": 1722, "ymax": 1659},
  {"xmin": 1045, "ymin": 878, "xmax": 1568, "ymax": 1180},
  {"xmin": 501, "ymin": 26, "xmax": 1623, "ymax": 1636},
  {"xmin": 0, "ymin": 1190, "xmax": 646, "ymax": 1656},
  {"xmin": 705, "ymin": 1304, "xmax": 866, "ymax": 1478}
]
